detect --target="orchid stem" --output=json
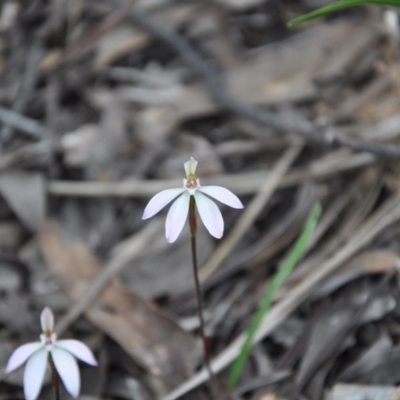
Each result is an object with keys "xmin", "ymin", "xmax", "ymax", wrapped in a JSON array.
[
  {"xmin": 49, "ymin": 356, "xmax": 62, "ymax": 400},
  {"xmin": 189, "ymin": 196, "xmax": 218, "ymax": 398}
]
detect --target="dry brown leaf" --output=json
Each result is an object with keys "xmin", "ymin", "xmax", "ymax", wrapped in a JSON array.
[
  {"xmin": 38, "ymin": 225, "xmax": 200, "ymax": 393},
  {"xmin": 341, "ymin": 250, "xmax": 400, "ymax": 274},
  {"xmin": 311, "ymin": 250, "xmax": 400, "ymax": 300}
]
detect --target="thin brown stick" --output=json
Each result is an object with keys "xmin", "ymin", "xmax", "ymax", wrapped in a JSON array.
[
  {"xmin": 49, "ymin": 357, "xmax": 61, "ymax": 400},
  {"xmin": 188, "ymin": 197, "xmax": 218, "ymax": 398}
]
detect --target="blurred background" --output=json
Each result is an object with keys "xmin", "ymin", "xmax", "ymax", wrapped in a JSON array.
[{"xmin": 1, "ymin": 0, "xmax": 400, "ymax": 399}]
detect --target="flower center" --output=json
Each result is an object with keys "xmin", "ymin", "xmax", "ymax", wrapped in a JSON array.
[
  {"xmin": 40, "ymin": 332, "xmax": 57, "ymax": 348},
  {"xmin": 185, "ymin": 178, "xmax": 198, "ymax": 189}
]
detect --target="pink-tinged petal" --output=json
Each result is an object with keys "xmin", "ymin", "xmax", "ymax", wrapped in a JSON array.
[
  {"xmin": 165, "ymin": 191, "xmax": 190, "ymax": 243},
  {"xmin": 194, "ymin": 191, "xmax": 224, "ymax": 239},
  {"xmin": 40, "ymin": 307, "xmax": 54, "ymax": 333},
  {"xmin": 142, "ymin": 188, "xmax": 185, "ymax": 220},
  {"xmin": 23, "ymin": 348, "xmax": 48, "ymax": 400},
  {"xmin": 51, "ymin": 347, "xmax": 80, "ymax": 398},
  {"xmin": 184, "ymin": 157, "xmax": 198, "ymax": 177},
  {"xmin": 198, "ymin": 186, "xmax": 244, "ymax": 209},
  {"xmin": 6, "ymin": 342, "xmax": 43, "ymax": 373},
  {"xmin": 56, "ymin": 340, "xmax": 97, "ymax": 366}
]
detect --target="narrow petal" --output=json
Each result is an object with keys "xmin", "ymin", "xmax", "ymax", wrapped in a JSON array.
[
  {"xmin": 194, "ymin": 191, "xmax": 224, "ymax": 239},
  {"xmin": 51, "ymin": 348, "xmax": 80, "ymax": 398},
  {"xmin": 56, "ymin": 340, "xmax": 97, "ymax": 366},
  {"xmin": 6, "ymin": 342, "xmax": 43, "ymax": 373},
  {"xmin": 184, "ymin": 157, "xmax": 198, "ymax": 177},
  {"xmin": 142, "ymin": 188, "xmax": 185, "ymax": 220},
  {"xmin": 23, "ymin": 348, "xmax": 48, "ymax": 400},
  {"xmin": 165, "ymin": 192, "xmax": 190, "ymax": 243},
  {"xmin": 40, "ymin": 307, "xmax": 54, "ymax": 333},
  {"xmin": 198, "ymin": 186, "xmax": 244, "ymax": 209}
]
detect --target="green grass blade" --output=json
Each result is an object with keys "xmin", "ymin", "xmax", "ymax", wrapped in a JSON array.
[
  {"xmin": 288, "ymin": 0, "xmax": 400, "ymax": 27},
  {"xmin": 228, "ymin": 203, "xmax": 322, "ymax": 388}
]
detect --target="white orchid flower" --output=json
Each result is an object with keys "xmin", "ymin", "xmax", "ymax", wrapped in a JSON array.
[
  {"xmin": 142, "ymin": 157, "xmax": 244, "ymax": 242},
  {"xmin": 5, "ymin": 307, "xmax": 97, "ymax": 400}
]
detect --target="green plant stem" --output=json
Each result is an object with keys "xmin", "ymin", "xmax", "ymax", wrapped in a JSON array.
[
  {"xmin": 228, "ymin": 203, "xmax": 322, "ymax": 387},
  {"xmin": 288, "ymin": 0, "xmax": 400, "ymax": 27},
  {"xmin": 49, "ymin": 356, "xmax": 61, "ymax": 400},
  {"xmin": 188, "ymin": 196, "xmax": 218, "ymax": 398}
]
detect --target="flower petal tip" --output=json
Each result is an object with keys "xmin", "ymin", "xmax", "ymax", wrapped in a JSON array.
[
  {"xmin": 166, "ymin": 232, "xmax": 179, "ymax": 243},
  {"xmin": 5, "ymin": 363, "xmax": 14, "ymax": 374},
  {"xmin": 23, "ymin": 348, "xmax": 48, "ymax": 400},
  {"xmin": 165, "ymin": 191, "xmax": 189, "ymax": 243},
  {"xmin": 6, "ymin": 343, "xmax": 43, "ymax": 374},
  {"xmin": 51, "ymin": 348, "xmax": 80, "ymax": 398},
  {"xmin": 55, "ymin": 340, "xmax": 98, "ymax": 366},
  {"xmin": 6, "ymin": 359, "xmax": 18, "ymax": 374},
  {"xmin": 198, "ymin": 186, "xmax": 243, "ymax": 209},
  {"xmin": 142, "ymin": 189, "xmax": 185, "ymax": 221},
  {"xmin": 194, "ymin": 192, "xmax": 224, "ymax": 239}
]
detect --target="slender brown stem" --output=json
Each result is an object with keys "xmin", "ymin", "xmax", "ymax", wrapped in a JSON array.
[
  {"xmin": 188, "ymin": 197, "xmax": 218, "ymax": 398},
  {"xmin": 49, "ymin": 356, "xmax": 61, "ymax": 400}
]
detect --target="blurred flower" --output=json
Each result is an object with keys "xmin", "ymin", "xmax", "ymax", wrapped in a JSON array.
[
  {"xmin": 6, "ymin": 307, "xmax": 97, "ymax": 400},
  {"xmin": 142, "ymin": 157, "xmax": 243, "ymax": 242}
]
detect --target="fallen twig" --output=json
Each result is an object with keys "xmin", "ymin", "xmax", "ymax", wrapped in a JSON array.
[
  {"xmin": 0, "ymin": 106, "xmax": 49, "ymax": 140},
  {"xmin": 0, "ymin": 45, "xmax": 43, "ymax": 145},
  {"xmin": 46, "ymin": 152, "xmax": 375, "ymax": 197}
]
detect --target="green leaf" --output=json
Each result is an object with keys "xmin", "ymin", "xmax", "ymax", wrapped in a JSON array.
[
  {"xmin": 288, "ymin": 0, "xmax": 400, "ymax": 27},
  {"xmin": 228, "ymin": 202, "xmax": 322, "ymax": 387}
]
